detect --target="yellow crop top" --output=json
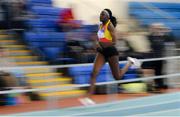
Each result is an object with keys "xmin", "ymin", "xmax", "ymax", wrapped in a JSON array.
[{"xmin": 97, "ymin": 20, "xmax": 112, "ymax": 42}]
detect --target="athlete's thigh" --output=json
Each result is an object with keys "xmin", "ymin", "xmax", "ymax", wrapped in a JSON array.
[
  {"xmin": 92, "ymin": 53, "xmax": 106, "ymax": 73},
  {"xmin": 108, "ymin": 55, "xmax": 120, "ymax": 78}
]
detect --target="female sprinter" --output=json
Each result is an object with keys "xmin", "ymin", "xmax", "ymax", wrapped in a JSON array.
[{"xmin": 79, "ymin": 9, "xmax": 140, "ymax": 105}]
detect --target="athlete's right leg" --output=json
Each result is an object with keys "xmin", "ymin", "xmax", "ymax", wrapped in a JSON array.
[{"xmin": 88, "ymin": 53, "xmax": 106, "ymax": 95}]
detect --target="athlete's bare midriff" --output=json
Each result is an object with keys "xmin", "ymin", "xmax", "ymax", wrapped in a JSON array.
[{"xmin": 99, "ymin": 42, "xmax": 115, "ymax": 48}]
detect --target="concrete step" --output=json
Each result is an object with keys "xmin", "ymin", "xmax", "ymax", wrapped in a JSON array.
[
  {"xmin": 0, "ymin": 40, "xmax": 18, "ymax": 44},
  {"xmin": 0, "ymin": 34, "xmax": 11, "ymax": 39},
  {"xmin": 33, "ymin": 84, "xmax": 76, "ymax": 90},
  {"xmin": 40, "ymin": 90, "xmax": 86, "ymax": 99},
  {"xmin": 24, "ymin": 68, "xmax": 56, "ymax": 74},
  {"xmin": 15, "ymin": 61, "xmax": 48, "ymax": 66},
  {"xmin": 8, "ymin": 50, "xmax": 31, "ymax": 56},
  {"xmin": 8, "ymin": 56, "xmax": 38, "ymax": 62},
  {"xmin": 26, "ymin": 73, "xmax": 62, "ymax": 78},
  {"xmin": 27, "ymin": 77, "xmax": 72, "ymax": 85},
  {"xmin": 2, "ymin": 45, "xmax": 27, "ymax": 50}
]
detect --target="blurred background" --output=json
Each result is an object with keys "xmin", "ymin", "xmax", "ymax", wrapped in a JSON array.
[{"xmin": 0, "ymin": 0, "xmax": 180, "ymax": 115}]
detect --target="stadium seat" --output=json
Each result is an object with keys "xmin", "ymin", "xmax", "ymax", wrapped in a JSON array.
[
  {"xmin": 31, "ymin": 6, "xmax": 62, "ymax": 16},
  {"xmin": 26, "ymin": 0, "xmax": 52, "ymax": 10},
  {"xmin": 129, "ymin": 2, "xmax": 180, "ymax": 39},
  {"xmin": 69, "ymin": 65, "xmax": 115, "ymax": 84},
  {"xmin": 27, "ymin": 0, "xmax": 52, "ymax": 5},
  {"xmin": 122, "ymin": 74, "xmax": 138, "ymax": 80},
  {"xmin": 26, "ymin": 18, "xmax": 57, "ymax": 28},
  {"xmin": 24, "ymin": 32, "xmax": 66, "ymax": 42}
]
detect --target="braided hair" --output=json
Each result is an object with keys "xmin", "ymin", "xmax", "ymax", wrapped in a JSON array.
[{"xmin": 104, "ymin": 8, "xmax": 117, "ymax": 27}]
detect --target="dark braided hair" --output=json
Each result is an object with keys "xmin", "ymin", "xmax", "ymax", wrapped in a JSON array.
[{"xmin": 104, "ymin": 8, "xmax": 117, "ymax": 27}]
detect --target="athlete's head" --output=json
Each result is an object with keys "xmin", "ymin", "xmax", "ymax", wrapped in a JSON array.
[{"xmin": 100, "ymin": 8, "xmax": 117, "ymax": 27}]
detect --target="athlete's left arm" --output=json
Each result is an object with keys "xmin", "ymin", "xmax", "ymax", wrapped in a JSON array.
[{"xmin": 108, "ymin": 23, "xmax": 116, "ymax": 45}]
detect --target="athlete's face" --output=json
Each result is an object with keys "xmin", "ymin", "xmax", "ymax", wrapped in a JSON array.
[{"xmin": 100, "ymin": 11, "xmax": 109, "ymax": 22}]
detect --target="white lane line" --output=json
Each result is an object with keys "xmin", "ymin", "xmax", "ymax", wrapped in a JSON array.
[{"xmin": 69, "ymin": 100, "xmax": 180, "ymax": 116}]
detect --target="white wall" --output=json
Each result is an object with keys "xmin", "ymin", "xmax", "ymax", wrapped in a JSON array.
[
  {"xmin": 53, "ymin": 0, "xmax": 128, "ymax": 24},
  {"xmin": 53, "ymin": 0, "xmax": 180, "ymax": 24}
]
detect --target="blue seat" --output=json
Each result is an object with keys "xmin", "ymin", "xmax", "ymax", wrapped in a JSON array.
[
  {"xmin": 24, "ymin": 32, "xmax": 37, "ymax": 41},
  {"xmin": 82, "ymin": 25, "xmax": 98, "ymax": 32},
  {"xmin": 69, "ymin": 66, "xmax": 93, "ymax": 76},
  {"xmin": 69, "ymin": 65, "xmax": 115, "ymax": 84},
  {"xmin": 164, "ymin": 22, "xmax": 180, "ymax": 30},
  {"xmin": 31, "ymin": 6, "xmax": 62, "ymax": 16},
  {"xmin": 129, "ymin": 2, "xmax": 180, "ymax": 10},
  {"xmin": 150, "ymin": 2, "xmax": 180, "ymax": 9},
  {"xmin": 129, "ymin": 2, "xmax": 145, "ymax": 9},
  {"xmin": 74, "ymin": 75, "xmax": 91, "ymax": 84},
  {"xmin": 69, "ymin": 63, "xmax": 139, "ymax": 84},
  {"xmin": 38, "ymin": 15, "xmax": 59, "ymax": 19},
  {"xmin": 26, "ymin": 0, "xmax": 52, "ymax": 10},
  {"xmin": 170, "ymin": 12, "xmax": 180, "ymax": 18},
  {"xmin": 136, "ymin": 12, "xmax": 180, "ymax": 19},
  {"xmin": 134, "ymin": 12, "xmax": 166, "ymax": 19},
  {"xmin": 122, "ymin": 74, "xmax": 138, "ymax": 80},
  {"xmin": 50, "ymin": 32, "xmax": 66, "ymax": 41},
  {"xmin": 32, "ymin": 28, "xmax": 56, "ymax": 32},
  {"xmin": 42, "ymin": 46, "xmax": 75, "ymax": 63},
  {"xmin": 29, "ymin": 42, "xmax": 65, "ymax": 47},
  {"xmin": 69, "ymin": 65, "xmax": 92, "ymax": 84},
  {"xmin": 70, "ymin": 64, "xmax": 110, "ymax": 75},
  {"xmin": 26, "ymin": 18, "xmax": 57, "ymax": 28},
  {"xmin": 27, "ymin": 0, "xmax": 52, "ymax": 5},
  {"xmin": 172, "ymin": 30, "xmax": 180, "ymax": 39},
  {"xmin": 43, "ymin": 47, "xmax": 62, "ymax": 60},
  {"xmin": 24, "ymin": 32, "xmax": 65, "ymax": 42},
  {"xmin": 97, "ymin": 73, "xmax": 114, "ymax": 83},
  {"xmin": 128, "ymin": 1, "xmax": 180, "ymax": 41}
]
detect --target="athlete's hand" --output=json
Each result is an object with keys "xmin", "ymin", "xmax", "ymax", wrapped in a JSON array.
[{"xmin": 95, "ymin": 42, "xmax": 102, "ymax": 49}]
